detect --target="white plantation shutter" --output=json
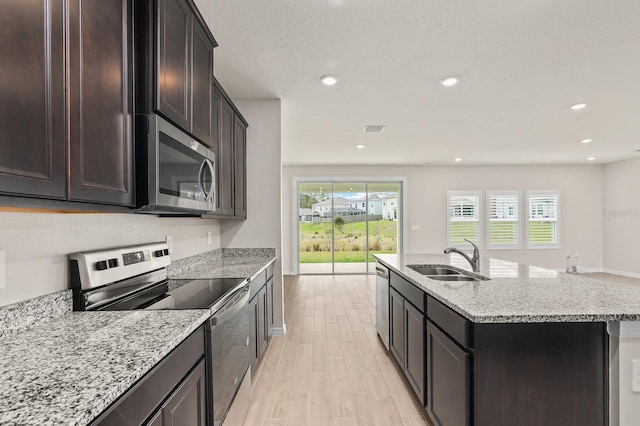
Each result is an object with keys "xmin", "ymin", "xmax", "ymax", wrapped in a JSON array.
[
  {"xmin": 486, "ymin": 191, "xmax": 520, "ymax": 249},
  {"xmin": 447, "ymin": 191, "xmax": 482, "ymax": 248},
  {"xmin": 526, "ymin": 191, "xmax": 560, "ymax": 249}
]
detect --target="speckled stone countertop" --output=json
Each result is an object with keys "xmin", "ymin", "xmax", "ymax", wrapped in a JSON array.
[
  {"xmin": 0, "ymin": 309, "xmax": 210, "ymax": 426},
  {"xmin": 168, "ymin": 247, "xmax": 276, "ymax": 280},
  {"xmin": 374, "ymin": 253, "xmax": 640, "ymax": 323},
  {"xmin": 0, "ymin": 289, "xmax": 72, "ymax": 338}
]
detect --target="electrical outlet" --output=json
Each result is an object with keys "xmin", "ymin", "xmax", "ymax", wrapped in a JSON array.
[
  {"xmin": 165, "ymin": 235, "xmax": 173, "ymax": 253},
  {"xmin": 0, "ymin": 251, "xmax": 5, "ymax": 289},
  {"xmin": 633, "ymin": 360, "xmax": 640, "ymax": 392},
  {"xmin": 207, "ymin": 231, "xmax": 212, "ymax": 245}
]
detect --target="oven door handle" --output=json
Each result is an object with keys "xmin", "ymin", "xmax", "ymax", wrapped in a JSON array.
[{"xmin": 210, "ymin": 287, "xmax": 250, "ymax": 327}]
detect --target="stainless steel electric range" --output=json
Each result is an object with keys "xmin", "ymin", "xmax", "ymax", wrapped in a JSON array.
[{"xmin": 69, "ymin": 242, "xmax": 251, "ymax": 426}]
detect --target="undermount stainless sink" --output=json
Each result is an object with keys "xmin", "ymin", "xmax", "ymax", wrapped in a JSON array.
[
  {"xmin": 407, "ymin": 264, "xmax": 490, "ymax": 282},
  {"xmin": 424, "ymin": 275, "xmax": 478, "ymax": 282},
  {"xmin": 407, "ymin": 265, "xmax": 460, "ymax": 276}
]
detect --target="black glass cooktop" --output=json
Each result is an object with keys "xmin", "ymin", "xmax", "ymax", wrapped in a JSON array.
[{"xmin": 155, "ymin": 278, "xmax": 247, "ymax": 310}]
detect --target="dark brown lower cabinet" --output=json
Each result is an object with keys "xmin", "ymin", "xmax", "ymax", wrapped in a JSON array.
[
  {"xmin": 389, "ymin": 287, "xmax": 405, "ymax": 368},
  {"xmin": 147, "ymin": 360, "xmax": 206, "ymax": 426},
  {"xmin": 266, "ymin": 277, "xmax": 274, "ymax": 337},
  {"xmin": 250, "ymin": 285, "xmax": 268, "ymax": 375},
  {"xmin": 389, "ymin": 286, "xmax": 425, "ymax": 405},
  {"xmin": 426, "ymin": 321, "xmax": 470, "ymax": 426}
]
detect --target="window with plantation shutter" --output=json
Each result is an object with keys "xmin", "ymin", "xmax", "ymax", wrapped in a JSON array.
[
  {"xmin": 526, "ymin": 190, "xmax": 560, "ymax": 249},
  {"xmin": 486, "ymin": 191, "xmax": 520, "ymax": 249},
  {"xmin": 447, "ymin": 191, "xmax": 482, "ymax": 248}
]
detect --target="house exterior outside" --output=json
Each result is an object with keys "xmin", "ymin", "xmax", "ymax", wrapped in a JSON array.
[{"xmin": 381, "ymin": 194, "xmax": 398, "ymax": 220}]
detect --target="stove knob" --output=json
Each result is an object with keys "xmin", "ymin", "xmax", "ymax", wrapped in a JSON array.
[
  {"xmin": 95, "ymin": 260, "xmax": 108, "ymax": 271},
  {"xmin": 163, "ymin": 249, "xmax": 169, "ymax": 256},
  {"xmin": 153, "ymin": 250, "xmax": 164, "ymax": 257},
  {"xmin": 108, "ymin": 258, "xmax": 119, "ymax": 268}
]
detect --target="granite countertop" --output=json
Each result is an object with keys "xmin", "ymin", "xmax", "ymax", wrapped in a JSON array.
[
  {"xmin": 375, "ymin": 253, "xmax": 640, "ymax": 323},
  {"xmin": 168, "ymin": 247, "xmax": 276, "ymax": 280},
  {"xmin": 0, "ymin": 309, "xmax": 210, "ymax": 426}
]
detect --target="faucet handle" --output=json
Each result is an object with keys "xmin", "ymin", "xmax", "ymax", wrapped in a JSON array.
[{"xmin": 463, "ymin": 239, "xmax": 479, "ymax": 253}]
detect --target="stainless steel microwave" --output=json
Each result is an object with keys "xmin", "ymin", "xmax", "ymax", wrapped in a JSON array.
[{"xmin": 136, "ymin": 114, "xmax": 216, "ymax": 215}]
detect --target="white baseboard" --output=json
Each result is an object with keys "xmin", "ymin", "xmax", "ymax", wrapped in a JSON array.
[
  {"xmin": 271, "ymin": 324, "xmax": 287, "ymax": 336},
  {"xmin": 602, "ymin": 268, "xmax": 640, "ymax": 279}
]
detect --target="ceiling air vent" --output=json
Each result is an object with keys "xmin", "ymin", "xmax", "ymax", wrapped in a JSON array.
[{"xmin": 363, "ymin": 125, "xmax": 386, "ymax": 133}]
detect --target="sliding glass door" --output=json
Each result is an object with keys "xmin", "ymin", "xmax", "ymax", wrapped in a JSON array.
[{"xmin": 297, "ymin": 180, "xmax": 402, "ymax": 274}]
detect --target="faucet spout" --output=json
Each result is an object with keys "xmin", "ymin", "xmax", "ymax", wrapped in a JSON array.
[{"xmin": 444, "ymin": 239, "xmax": 480, "ymax": 272}]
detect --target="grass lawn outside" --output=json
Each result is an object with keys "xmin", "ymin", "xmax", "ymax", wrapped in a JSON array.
[
  {"xmin": 450, "ymin": 220, "xmax": 556, "ymax": 245},
  {"xmin": 299, "ymin": 220, "xmax": 398, "ymax": 263}
]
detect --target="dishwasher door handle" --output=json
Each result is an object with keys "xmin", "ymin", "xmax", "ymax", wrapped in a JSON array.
[
  {"xmin": 376, "ymin": 266, "xmax": 389, "ymax": 280},
  {"xmin": 210, "ymin": 286, "xmax": 250, "ymax": 327}
]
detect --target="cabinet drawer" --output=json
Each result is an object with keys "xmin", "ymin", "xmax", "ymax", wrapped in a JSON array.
[
  {"xmin": 427, "ymin": 296, "xmax": 472, "ymax": 349},
  {"xmin": 390, "ymin": 271, "xmax": 424, "ymax": 313}
]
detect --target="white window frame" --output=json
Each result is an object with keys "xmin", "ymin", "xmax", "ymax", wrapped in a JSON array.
[
  {"xmin": 485, "ymin": 190, "xmax": 521, "ymax": 250},
  {"xmin": 526, "ymin": 190, "xmax": 561, "ymax": 249},
  {"xmin": 446, "ymin": 190, "xmax": 483, "ymax": 249}
]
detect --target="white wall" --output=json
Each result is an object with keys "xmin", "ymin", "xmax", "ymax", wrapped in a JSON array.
[
  {"xmin": 603, "ymin": 157, "xmax": 640, "ymax": 276},
  {"xmin": 282, "ymin": 164, "xmax": 604, "ymax": 273},
  {"xmin": 221, "ymin": 100, "xmax": 285, "ymax": 332},
  {"xmin": 0, "ymin": 212, "xmax": 220, "ymax": 307}
]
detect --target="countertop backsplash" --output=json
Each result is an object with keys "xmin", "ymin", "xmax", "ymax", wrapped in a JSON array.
[{"xmin": 0, "ymin": 289, "xmax": 72, "ymax": 338}]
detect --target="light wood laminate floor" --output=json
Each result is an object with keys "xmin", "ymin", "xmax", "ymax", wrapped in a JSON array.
[{"xmin": 243, "ymin": 274, "xmax": 431, "ymax": 426}]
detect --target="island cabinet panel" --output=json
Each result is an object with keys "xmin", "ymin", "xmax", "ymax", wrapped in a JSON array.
[
  {"xmin": 405, "ymin": 301, "xmax": 425, "ymax": 402},
  {"xmin": 0, "ymin": 0, "xmax": 66, "ymax": 199},
  {"xmin": 67, "ymin": 0, "xmax": 134, "ymax": 206},
  {"xmin": 389, "ymin": 287, "xmax": 405, "ymax": 368},
  {"xmin": 472, "ymin": 322, "xmax": 607, "ymax": 426}
]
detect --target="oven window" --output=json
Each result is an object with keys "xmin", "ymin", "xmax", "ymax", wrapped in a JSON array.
[{"xmin": 158, "ymin": 132, "xmax": 208, "ymax": 201}]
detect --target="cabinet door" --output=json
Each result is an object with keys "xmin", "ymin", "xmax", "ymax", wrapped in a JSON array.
[
  {"xmin": 0, "ymin": 0, "xmax": 66, "ymax": 199},
  {"xmin": 266, "ymin": 278, "xmax": 274, "ymax": 338},
  {"xmin": 190, "ymin": 20, "xmax": 214, "ymax": 147},
  {"xmin": 67, "ymin": 0, "xmax": 134, "ymax": 206},
  {"xmin": 218, "ymin": 97, "xmax": 235, "ymax": 215},
  {"xmin": 249, "ymin": 294, "xmax": 258, "ymax": 375},
  {"xmin": 161, "ymin": 359, "xmax": 207, "ymax": 426},
  {"xmin": 405, "ymin": 302, "xmax": 425, "ymax": 405},
  {"xmin": 426, "ymin": 321, "xmax": 470, "ymax": 426},
  {"xmin": 257, "ymin": 286, "xmax": 268, "ymax": 358},
  {"xmin": 233, "ymin": 116, "xmax": 247, "ymax": 218},
  {"xmin": 389, "ymin": 287, "xmax": 405, "ymax": 368},
  {"xmin": 157, "ymin": 0, "xmax": 191, "ymax": 130}
]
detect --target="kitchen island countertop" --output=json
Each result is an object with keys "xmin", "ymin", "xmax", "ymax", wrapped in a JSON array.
[{"xmin": 375, "ymin": 253, "xmax": 640, "ymax": 323}]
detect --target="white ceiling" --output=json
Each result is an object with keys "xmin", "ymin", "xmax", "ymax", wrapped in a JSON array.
[{"xmin": 195, "ymin": 0, "xmax": 640, "ymax": 166}]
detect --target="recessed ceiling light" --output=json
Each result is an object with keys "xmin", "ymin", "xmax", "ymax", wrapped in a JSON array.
[
  {"xmin": 587, "ymin": 156, "xmax": 596, "ymax": 161},
  {"xmin": 580, "ymin": 138, "xmax": 592, "ymax": 144},
  {"xmin": 356, "ymin": 144, "xmax": 365, "ymax": 149},
  {"xmin": 454, "ymin": 157, "xmax": 462, "ymax": 162},
  {"xmin": 440, "ymin": 76, "xmax": 459, "ymax": 87},
  {"xmin": 571, "ymin": 103, "xmax": 587, "ymax": 110},
  {"xmin": 320, "ymin": 74, "xmax": 338, "ymax": 86}
]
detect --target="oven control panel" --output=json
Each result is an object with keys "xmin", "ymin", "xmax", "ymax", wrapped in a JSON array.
[{"xmin": 69, "ymin": 242, "xmax": 171, "ymax": 290}]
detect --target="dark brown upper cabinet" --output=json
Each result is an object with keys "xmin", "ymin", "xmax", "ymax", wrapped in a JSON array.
[
  {"xmin": 156, "ymin": 0, "xmax": 215, "ymax": 147},
  {"xmin": 0, "ymin": 0, "xmax": 66, "ymax": 200},
  {"xmin": 212, "ymin": 81, "xmax": 248, "ymax": 219},
  {"xmin": 233, "ymin": 115, "xmax": 247, "ymax": 218},
  {"xmin": 67, "ymin": 0, "xmax": 134, "ymax": 206},
  {"xmin": 0, "ymin": 0, "xmax": 134, "ymax": 207}
]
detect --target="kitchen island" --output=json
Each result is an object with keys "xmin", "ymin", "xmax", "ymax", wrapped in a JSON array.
[{"xmin": 375, "ymin": 253, "xmax": 640, "ymax": 426}]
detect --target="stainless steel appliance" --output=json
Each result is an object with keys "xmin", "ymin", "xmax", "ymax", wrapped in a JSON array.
[
  {"xmin": 69, "ymin": 242, "xmax": 250, "ymax": 425},
  {"xmin": 136, "ymin": 114, "xmax": 217, "ymax": 215},
  {"xmin": 375, "ymin": 263, "xmax": 390, "ymax": 350}
]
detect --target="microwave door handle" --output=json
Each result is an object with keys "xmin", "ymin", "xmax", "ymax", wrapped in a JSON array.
[
  {"xmin": 204, "ymin": 159, "xmax": 215, "ymax": 205},
  {"xmin": 197, "ymin": 160, "xmax": 208, "ymax": 201}
]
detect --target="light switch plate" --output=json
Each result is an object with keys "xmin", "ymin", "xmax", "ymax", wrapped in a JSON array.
[
  {"xmin": 633, "ymin": 360, "xmax": 640, "ymax": 392},
  {"xmin": 0, "ymin": 251, "xmax": 5, "ymax": 289},
  {"xmin": 207, "ymin": 231, "xmax": 212, "ymax": 245}
]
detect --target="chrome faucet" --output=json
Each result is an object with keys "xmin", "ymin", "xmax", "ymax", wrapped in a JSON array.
[{"xmin": 444, "ymin": 239, "xmax": 480, "ymax": 272}]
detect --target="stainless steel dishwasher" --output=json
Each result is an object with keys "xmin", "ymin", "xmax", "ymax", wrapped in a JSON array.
[{"xmin": 375, "ymin": 263, "xmax": 390, "ymax": 350}]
